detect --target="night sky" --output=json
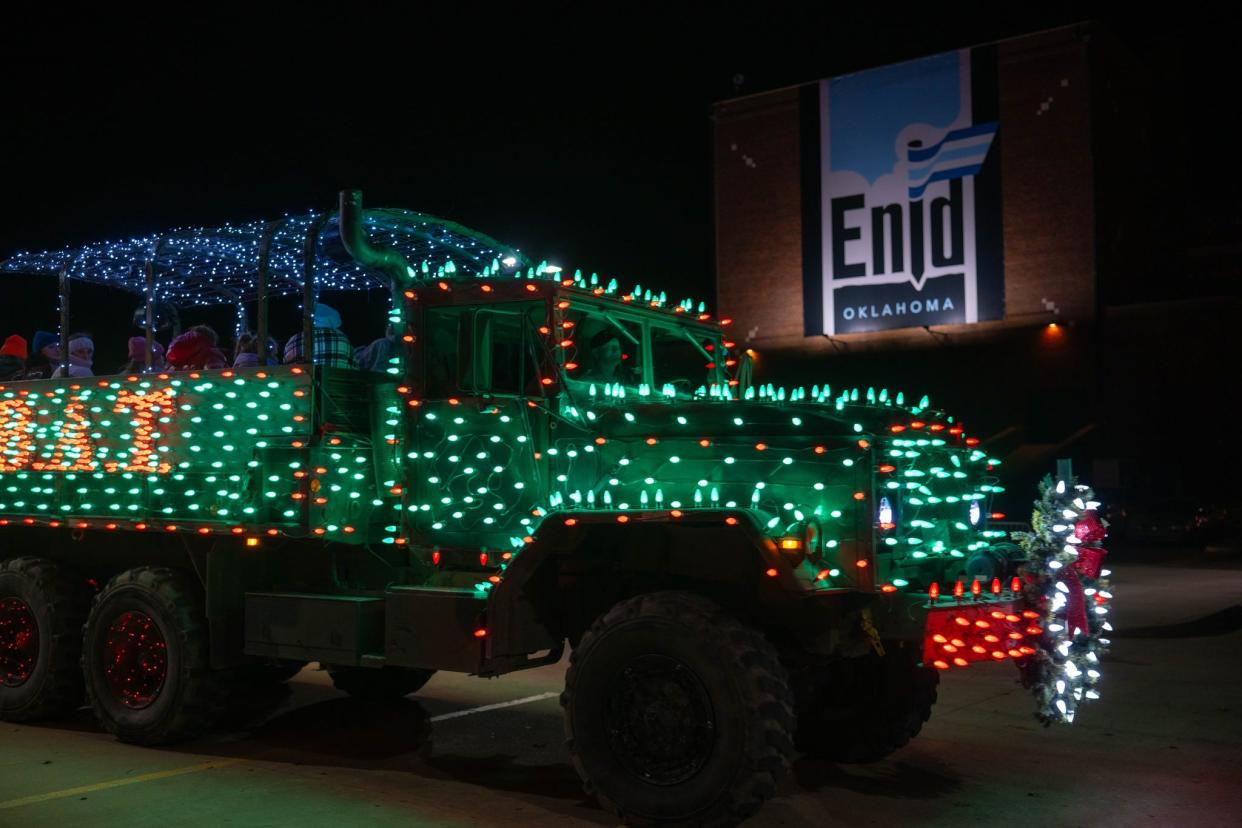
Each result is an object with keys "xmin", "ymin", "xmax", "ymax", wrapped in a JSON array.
[{"xmin": 1, "ymin": 5, "xmax": 1233, "ymax": 351}]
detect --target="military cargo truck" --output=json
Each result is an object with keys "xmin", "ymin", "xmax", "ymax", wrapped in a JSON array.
[{"xmin": 0, "ymin": 191, "xmax": 1024, "ymax": 825}]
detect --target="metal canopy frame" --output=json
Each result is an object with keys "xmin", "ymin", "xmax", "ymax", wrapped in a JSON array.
[
  {"xmin": 2, "ymin": 206, "xmax": 529, "ymax": 369},
  {"xmin": 0, "ymin": 208, "xmax": 529, "ymax": 308}
]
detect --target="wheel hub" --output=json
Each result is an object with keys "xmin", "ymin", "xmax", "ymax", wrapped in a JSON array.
[
  {"xmin": 606, "ymin": 654, "xmax": 716, "ymax": 786},
  {"xmin": 103, "ymin": 610, "xmax": 168, "ymax": 709},
  {"xmin": 0, "ymin": 598, "xmax": 39, "ymax": 687}
]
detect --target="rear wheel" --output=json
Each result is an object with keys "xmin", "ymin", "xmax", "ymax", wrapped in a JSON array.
[
  {"xmin": 0, "ymin": 558, "xmax": 87, "ymax": 721},
  {"xmin": 562, "ymin": 591, "xmax": 795, "ymax": 826},
  {"xmin": 791, "ymin": 643, "xmax": 938, "ymax": 763},
  {"xmin": 328, "ymin": 666, "xmax": 435, "ymax": 700},
  {"xmin": 83, "ymin": 567, "xmax": 228, "ymax": 745}
]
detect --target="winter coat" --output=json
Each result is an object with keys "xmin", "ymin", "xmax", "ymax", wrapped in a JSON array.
[
  {"xmin": 0, "ymin": 354, "xmax": 24, "ymax": 380},
  {"xmin": 50, "ymin": 363, "xmax": 93, "ymax": 378}
]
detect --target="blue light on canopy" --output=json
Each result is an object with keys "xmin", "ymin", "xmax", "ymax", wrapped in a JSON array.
[{"xmin": 0, "ymin": 208, "xmax": 529, "ymax": 307}]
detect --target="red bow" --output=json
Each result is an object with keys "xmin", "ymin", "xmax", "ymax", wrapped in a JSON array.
[{"xmin": 1064, "ymin": 568, "xmax": 1089, "ymax": 635}]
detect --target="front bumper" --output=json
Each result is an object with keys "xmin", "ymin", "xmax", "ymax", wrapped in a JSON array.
[{"xmin": 922, "ymin": 600, "xmax": 1041, "ymax": 670}]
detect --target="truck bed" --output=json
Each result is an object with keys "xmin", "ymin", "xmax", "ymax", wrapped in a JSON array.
[{"xmin": 0, "ymin": 366, "xmax": 400, "ymax": 544}]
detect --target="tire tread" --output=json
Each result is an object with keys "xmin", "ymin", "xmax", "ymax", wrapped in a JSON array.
[
  {"xmin": 562, "ymin": 591, "xmax": 795, "ymax": 827},
  {"xmin": 0, "ymin": 557, "xmax": 87, "ymax": 721},
  {"xmin": 83, "ymin": 566, "xmax": 227, "ymax": 745}
]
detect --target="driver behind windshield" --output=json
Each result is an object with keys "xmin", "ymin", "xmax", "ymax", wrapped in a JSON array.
[{"xmin": 580, "ymin": 330, "xmax": 637, "ymax": 385}]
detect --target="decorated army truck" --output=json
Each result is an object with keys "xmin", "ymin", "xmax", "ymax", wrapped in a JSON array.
[{"xmin": 0, "ymin": 192, "xmax": 1031, "ymax": 825}]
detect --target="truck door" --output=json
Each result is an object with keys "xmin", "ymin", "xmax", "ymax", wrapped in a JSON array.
[{"xmin": 412, "ymin": 303, "xmax": 549, "ymax": 551}]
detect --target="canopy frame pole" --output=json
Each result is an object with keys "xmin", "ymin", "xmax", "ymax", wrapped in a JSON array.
[
  {"xmin": 234, "ymin": 302, "xmax": 247, "ymax": 344},
  {"xmin": 58, "ymin": 264, "xmax": 71, "ymax": 376},
  {"xmin": 301, "ymin": 215, "xmax": 326, "ymax": 364},
  {"xmin": 255, "ymin": 218, "xmax": 281, "ymax": 365},
  {"xmin": 144, "ymin": 260, "xmax": 156, "ymax": 371}
]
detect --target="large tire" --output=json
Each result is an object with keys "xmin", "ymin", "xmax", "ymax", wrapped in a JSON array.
[
  {"xmin": 562, "ymin": 591, "xmax": 795, "ymax": 827},
  {"xmin": 0, "ymin": 558, "xmax": 87, "ymax": 722},
  {"xmin": 792, "ymin": 642, "xmax": 938, "ymax": 763},
  {"xmin": 82, "ymin": 567, "xmax": 229, "ymax": 745},
  {"xmin": 328, "ymin": 666, "xmax": 435, "ymax": 700}
]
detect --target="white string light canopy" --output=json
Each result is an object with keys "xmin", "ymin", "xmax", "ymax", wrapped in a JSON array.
[{"xmin": 0, "ymin": 208, "xmax": 530, "ymax": 306}]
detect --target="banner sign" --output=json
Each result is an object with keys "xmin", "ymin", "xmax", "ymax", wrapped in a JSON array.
[{"xmin": 803, "ymin": 48, "xmax": 1003, "ymax": 335}]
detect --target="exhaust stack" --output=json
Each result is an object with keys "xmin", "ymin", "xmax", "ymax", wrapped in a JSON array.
[{"xmin": 338, "ymin": 190, "xmax": 414, "ymax": 282}]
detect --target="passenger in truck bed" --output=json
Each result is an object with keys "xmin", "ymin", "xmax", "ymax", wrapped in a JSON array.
[
  {"xmin": 282, "ymin": 303, "xmax": 356, "ymax": 368},
  {"xmin": 23, "ymin": 330, "xmax": 60, "ymax": 379},
  {"xmin": 50, "ymin": 335, "xmax": 95, "ymax": 378},
  {"xmin": 233, "ymin": 332, "xmax": 279, "ymax": 368},
  {"xmin": 166, "ymin": 325, "xmax": 228, "ymax": 371},
  {"xmin": 0, "ymin": 335, "xmax": 26, "ymax": 380},
  {"xmin": 118, "ymin": 336, "xmax": 166, "ymax": 374},
  {"xmin": 354, "ymin": 324, "xmax": 396, "ymax": 373}
]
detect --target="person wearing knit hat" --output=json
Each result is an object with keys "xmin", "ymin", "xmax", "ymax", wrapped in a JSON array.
[
  {"xmin": 282, "ymin": 302, "xmax": 355, "ymax": 368},
  {"xmin": 165, "ymin": 325, "xmax": 228, "ymax": 371},
  {"xmin": 232, "ymin": 332, "xmax": 278, "ymax": 369},
  {"xmin": 51, "ymin": 336, "xmax": 95, "ymax": 378},
  {"xmin": 0, "ymin": 335, "xmax": 26, "ymax": 359},
  {"xmin": 31, "ymin": 330, "xmax": 57, "ymax": 356},
  {"xmin": 0, "ymin": 334, "xmax": 27, "ymax": 381},
  {"xmin": 118, "ymin": 336, "xmax": 166, "ymax": 374},
  {"xmin": 24, "ymin": 330, "xmax": 61, "ymax": 379}
]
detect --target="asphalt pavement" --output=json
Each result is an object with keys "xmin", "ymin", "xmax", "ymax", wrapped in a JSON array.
[{"xmin": 2, "ymin": 548, "xmax": 1240, "ymax": 827}]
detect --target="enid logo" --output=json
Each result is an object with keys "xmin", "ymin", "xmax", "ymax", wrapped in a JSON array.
[{"xmin": 805, "ymin": 48, "xmax": 1004, "ymax": 335}]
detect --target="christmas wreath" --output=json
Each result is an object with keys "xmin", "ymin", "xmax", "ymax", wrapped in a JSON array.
[{"xmin": 1012, "ymin": 475, "xmax": 1113, "ymax": 724}]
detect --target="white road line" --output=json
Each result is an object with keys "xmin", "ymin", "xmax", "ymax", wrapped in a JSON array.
[{"xmin": 430, "ymin": 691, "xmax": 560, "ymax": 722}]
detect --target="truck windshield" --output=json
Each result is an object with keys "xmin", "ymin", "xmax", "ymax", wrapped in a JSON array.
[
  {"xmin": 562, "ymin": 307, "xmax": 642, "ymax": 388},
  {"xmin": 650, "ymin": 325, "xmax": 715, "ymax": 395}
]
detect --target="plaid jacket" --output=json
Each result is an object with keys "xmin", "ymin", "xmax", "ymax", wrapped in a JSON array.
[{"xmin": 283, "ymin": 328, "xmax": 356, "ymax": 368}]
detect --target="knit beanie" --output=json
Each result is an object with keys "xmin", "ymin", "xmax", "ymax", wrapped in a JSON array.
[
  {"xmin": 313, "ymin": 303, "xmax": 342, "ymax": 329},
  {"xmin": 0, "ymin": 335, "xmax": 27, "ymax": 359},
  {"xmin": 68, "ymin": 337, "xmax": 94, "ymax": 360},
  {"xmin": 31, "ymin": 330, "xmax": 58, "ymax": 355}
]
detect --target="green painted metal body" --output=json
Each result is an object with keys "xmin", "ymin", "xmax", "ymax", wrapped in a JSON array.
[{"xmin": 401, "ymin": 279, "xmax": 1007, "ymax": 603}]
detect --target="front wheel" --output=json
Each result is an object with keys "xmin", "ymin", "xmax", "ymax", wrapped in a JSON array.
[
  {"xmin": 562, "ymin": 591, "xmax": 795, "ymax": 826},
  {"xmin": 83, "ymin": 567, "xmax": 228, "ymax": 745}
]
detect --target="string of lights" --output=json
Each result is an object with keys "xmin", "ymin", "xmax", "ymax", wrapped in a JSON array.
[
  {"xmin": 1013, "ymin": 476, "xmax": 1112, "ymax": 724},
  {"xmin": 0, "ymin": 209, "xmax": 529, "ymax": 307}
]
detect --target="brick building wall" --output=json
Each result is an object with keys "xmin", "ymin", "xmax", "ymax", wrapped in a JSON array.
[
  {"xmin": 713, "ymin": 88, "xmax": 805, "ymax": 344},
  {"xmin": 714, "ymin": 25, "xmax": 1096, "ymax": 354}
]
